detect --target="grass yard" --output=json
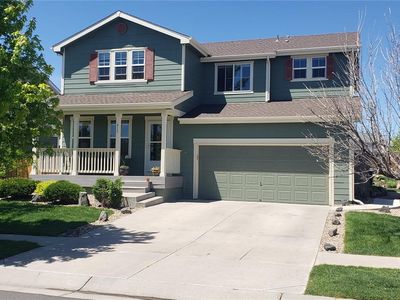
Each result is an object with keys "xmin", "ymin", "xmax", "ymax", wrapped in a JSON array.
[
  {"xmin": 0, "ymin": 240, "xmax": 40, "ymax": 259},
  {"xmin": 345, "ymin": 211, "xmax": 400, "ymax": 256},
  {"xmin": 306, "ymin": 264, "xmax": 400, "ymax": 300},
  {"xmin": 0, "ymin": 201, "xmax": 112, "ymax": 236}
]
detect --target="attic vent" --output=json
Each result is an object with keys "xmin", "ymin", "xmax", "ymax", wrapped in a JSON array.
[{"xmin": 116, "ymin": 22, "xmax": 128, "ymax": 34}]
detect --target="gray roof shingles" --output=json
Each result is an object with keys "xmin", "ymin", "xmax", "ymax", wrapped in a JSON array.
[
  {"xmin": 181, "ymin": 97, "xmax": 360, "ymax": 120},
  {"xmin": 58, "ymin": 91, "xmax": 192, "ymax": 106},
  {"xmin": 201, "ymin": 32, "xmax": 359, "ymax": 57}
]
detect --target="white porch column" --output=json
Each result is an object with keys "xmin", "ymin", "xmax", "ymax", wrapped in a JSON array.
[
  {"xmin": 71, "ymin": 113, "xmax": 80, "ymax": 175},
  {"xmin": 58, "ymin": 117, "xmax": 64, "ymax": 174},
  {"xmin": 30, "ymin": 147, "xmax": 38, "ymax": 175},
  {"xmin": 160, "ymin": 111, "xmax": 168, "ymax": 177},
  {"xmin": 114, "ymin": 112, "xmax": 122, "ymax": 176}
]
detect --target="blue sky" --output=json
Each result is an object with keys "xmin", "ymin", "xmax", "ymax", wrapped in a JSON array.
[{"xmin": 29, "ymin": 1, "xmax": 400, "ymax": 88}]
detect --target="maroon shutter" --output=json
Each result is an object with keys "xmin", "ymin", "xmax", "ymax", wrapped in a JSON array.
[
  {"xmin": 327, "ymin": 53, "xmax": 335, "ymax": 80},
  {"xmin": 89, "ymin": 52, "xmax": 98, "ymax": 84},
  {"xmin": 285, "ymin": 57, "xmax": 293, "ymax": 80},
  {"xmin": 145, "ymin": 48, "xmax": 155, "ymax": 81}
]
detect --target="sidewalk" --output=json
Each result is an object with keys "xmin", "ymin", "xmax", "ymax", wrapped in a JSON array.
[
  {"xmin": 0, "ymin": 234, "xmax": 71, "ymax": 246},
  {"xmin": 316, "ymin": 252, "xmax": 400, "ymax": 269}
]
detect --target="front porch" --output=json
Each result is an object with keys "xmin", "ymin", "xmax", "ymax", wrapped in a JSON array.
[{"xmin": 31, "ymin": 111, "xmax": 181, "ymax": 178}]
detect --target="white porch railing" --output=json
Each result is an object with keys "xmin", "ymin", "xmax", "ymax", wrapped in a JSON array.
[
  {"xmin": 78, "ymin": 148, "xmax": 115, "ymax": 174},
  {"xmin": 163, "ymin": 148, "xmax": 181, "ymax": 175},
  {"xmin": 37, "ymin": 148, "xmax": 115, "ymax": 175},
  {"xmin": 38, "ymin": 148, "xmax": 73, "ymax": 174}
]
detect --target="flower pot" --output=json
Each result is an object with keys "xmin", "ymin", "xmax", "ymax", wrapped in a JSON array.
[{"xmin": 119, "ymin": 166, "xmax": 129, "ymax": 176}]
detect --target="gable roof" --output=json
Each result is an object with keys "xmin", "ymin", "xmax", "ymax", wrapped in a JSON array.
[
  {"xmin": 200, "ymin": 32, "xmax": 359, "ymax": 61},
  {"xmin": 52, "ymin": 11, "xmax": 208, "ymax": 56}
]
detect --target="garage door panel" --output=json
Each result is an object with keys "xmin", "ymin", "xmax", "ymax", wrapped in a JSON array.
[{"xmin": 198, "ymin": 146, "xmax": 328, "ymax": 205}]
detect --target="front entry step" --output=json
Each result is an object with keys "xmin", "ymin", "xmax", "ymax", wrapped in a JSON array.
[{"xmin": 123, "ymin": 192, "xmax": 163, "ymax": 208}]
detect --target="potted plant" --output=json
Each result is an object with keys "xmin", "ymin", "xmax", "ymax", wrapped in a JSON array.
[
  {"xmin": 119, "ymin": 158, "xmax": 130, "ymax": 176},
  {"xmin": 151, "ymin": 166, "xmax": 160, "ymax": 176}
]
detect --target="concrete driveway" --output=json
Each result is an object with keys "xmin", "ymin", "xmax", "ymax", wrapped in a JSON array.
[{"xmin": 0, "ymin": 201, "xmax": 329, "ymax": 300}]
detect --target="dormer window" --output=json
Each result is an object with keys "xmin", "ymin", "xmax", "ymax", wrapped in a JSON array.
[
  {"xmin": 95, "ymin": 48, "xmax": 147, "ymax": 83},
  {"xmin": 98, "ymin": 52, "xmax": 110, "ymax": 81},
  {"xmin": 292, "ymin": 56, "xmax": 327, "ymax": 81},
  {"xmin": 114, "ymin": 51, "xmax": 127, "ymax": 80}
]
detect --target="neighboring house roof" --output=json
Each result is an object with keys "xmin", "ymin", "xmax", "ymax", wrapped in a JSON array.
[
  {"xmin": 179, "ymin": 97, "xmax": 361, "ymax": 124},
  {"xmin": 200, "ymin": 32, "xmax": 359, "ymax": 61},
  {"xmin": 52, "ymin": 11, "xmax": 208, "ymax": 56},
  {"xmin": 58, "ymin": 91, "xmax": 193, "ymax": 112},
  {"xmin": 47, "ymin": 80, "xmax": 60, "ymax": 95}
]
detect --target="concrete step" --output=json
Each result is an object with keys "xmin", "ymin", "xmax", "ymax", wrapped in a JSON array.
[
  {"xmin": 122, "ymin": 180, "xmax": 150, "ymax": 188},
  {"xmin": 123, "ymin": 192, "xmax": 155, "ymax": 208},
  {"xmin": 136, "ymin": 196, "xmax": 164, "ymax": 208},
  {"xmin": 122, "ymin": 186, "xmax": 150, "ymax": 193}
]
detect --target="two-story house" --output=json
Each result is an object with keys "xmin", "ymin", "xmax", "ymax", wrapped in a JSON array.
[{"xmin": 31, "ymin": 11, "xmax": 359, "ymax": 206}]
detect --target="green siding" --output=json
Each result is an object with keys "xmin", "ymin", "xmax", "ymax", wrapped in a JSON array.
[
  {"xmin": 63, "ymin": 17, "xmax": 182, "ymax": 94},
  {"xmin": 174, "ymin": 121, "xmax": 350, "ymax": 203},
  {"xmin": 198, "ymin": 146, "xmax": 328, "ymax": 205},
  {"xmin": 270, "ymin": 53, "xmax": 350, "ymax": 100}
]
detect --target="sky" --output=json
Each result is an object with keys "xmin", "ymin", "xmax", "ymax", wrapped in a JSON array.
[{"xmin": 28, "ymin": 0, "xmax": 400, "ymax": 88}]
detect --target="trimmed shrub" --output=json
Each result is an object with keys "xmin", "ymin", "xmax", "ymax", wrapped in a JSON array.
[
  {"xmin": 43, "ymin": 180, "xmax": 84, "ymax": 204},
  {"xmin": 109, "ymin": 179, "xmax": 123, "ymax": 209},
  {"xmin": 92, "ymin": 178, "xmax": 111, "ymax": 207},
  {"xmin": 0, "ymin": 178, "xmax": 37, "ymax": 199},
  {"xmin": 34, "ymin": 180, "xmax": 58, "ymax": 196},
  {"xmin": 92, "ymin": 178, "xmax": 123, "ymax": 208}
]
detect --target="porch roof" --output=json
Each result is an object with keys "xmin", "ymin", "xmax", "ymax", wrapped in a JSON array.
[
  {"xmin": 58, "ymin": 90, "xmax": 193, "ymax": 112},
  {"xmin": 179, "ymin": 97, "xmax": 361, "ymax": 124}
]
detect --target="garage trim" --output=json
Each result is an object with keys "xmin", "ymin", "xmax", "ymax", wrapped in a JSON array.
[{"xmin": 193, "ymin": 138, "xmax": 335, "ymax": 205}]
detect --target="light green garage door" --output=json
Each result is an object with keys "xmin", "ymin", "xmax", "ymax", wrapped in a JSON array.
[{"xmin": 198, "ymin": 146, "xmax": 328, "ymax": 205}]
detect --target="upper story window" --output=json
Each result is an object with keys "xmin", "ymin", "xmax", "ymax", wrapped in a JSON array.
[
  {"xmin": 292, "ymin": 56, "xmax": 327, "ymax": 80},
  {"xmin": 215, "ymin": 62, "xmax": 253, "ymax": 94},
  {"xmin": 98, "ymin": 52, "xmax": 110, "ymax": 81},
  {"xmin": 97, "ymin": 48, "xmax": 146, "ymax": 82}
]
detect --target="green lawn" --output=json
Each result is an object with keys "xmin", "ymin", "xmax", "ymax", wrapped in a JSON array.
[
  {"xmin": 306, "ymin": 264, "xmax": 400, "ymax": 300},
  {"xmin": 345, "ymin": 211, "xmax": 400, "ymax": 256},
  {"xmin": 0, "ymin": 201, "xmax": 112, "ymax": 236},
  {"xmin": 0, "ymin": 240, "xmax": 40, "ymax": 259}
]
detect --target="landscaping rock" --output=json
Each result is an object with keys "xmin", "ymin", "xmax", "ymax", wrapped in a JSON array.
[
  {"xmin": 332, "ymin": 218, "xmax": 341, "ymax": 225},
  {"xmin": 78, "ymin": 192, "xmax": 89, "ymax": 206},
  {"xmin": 121, "ymin": 207, "xmax": 132, "ymax": 214},
  {"xmin": 335, "ymin": 213, "xmax": 342, "ymax": 217},
  {"xmin": 98, "ymin": 211, "xmax": 108, "ymax": 222},
  {"xmin": 31, "ymin": 194, "xmax": 42, "ymax": 203},
  {"xmin": 379, "ymin": 206, "xmax": 391, "ymax": 213},
  {"xmin": 336, "ymin": 207, "xmax": 343, "ymax": 212},
  {"xmin": 328, "ymin": 228, "xmax": 338, "ymax": 237},
  {"xmin": 324, "ymin": 243, "xmax": 336, "ymax": 251}
]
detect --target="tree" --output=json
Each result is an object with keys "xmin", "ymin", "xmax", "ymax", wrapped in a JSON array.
[
  {"xmin": 0, "ymin": 0, "xmax": 61, "ymax": 175},
  {"xmin": 306, "ymin": 18, "xmax": 400, "ymax": 183}
]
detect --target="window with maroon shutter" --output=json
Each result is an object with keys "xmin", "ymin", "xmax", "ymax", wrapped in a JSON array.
[
  {"xmin": 326, "ymin": 54, "xmax": 335, "ymax": 80},
  {"xmin": 285, "ymin": 57, "xmax": 293, "ymax": 80},
  {"xmin": 89, "ymin": 52, "xmax": 98, "ymax": 84},
  {"xmin": 145, "ymin": 48, "xmax": 155, "ymax": 81}
]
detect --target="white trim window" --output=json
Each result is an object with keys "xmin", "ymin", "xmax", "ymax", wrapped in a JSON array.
[
  {"xmin": 108, "ymin": 116, "xmax": 132, "ymax": 159},
  {"xmin": 114, "ymin": 51, "xmax": 127, "ymax": 80},
  {"xmin": 98, "ymin": 52, "xmax": 110, "ymax": 81},
  {"xmin": 70, "ymin": 116, "xmax": 94, "ymax": 148},
  {"xmin": 215, "ymin": 62, "xmax": 253, "ymax": 94},
  {"xmin": 292, "ymin": 56, "xmax": 327, "ymax": 81},
  {"xmin": 132, "ymin": 50, "xmax": 145, "ymax": 79},
  {"xmin": 97, "ymin": 48, "xmax": 146, "ymax": 83}
]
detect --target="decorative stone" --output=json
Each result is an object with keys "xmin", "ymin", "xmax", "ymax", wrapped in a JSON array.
[
  {"xmin": 332, "ymin": 218, "xmax": 341, "ymax": 225},
  {"xmin": 31, "ymin": 194, "xmax": 42, "ymax": 203},
  {"xmin": 328, "ymin": 228, "xmax": 338, "ymax": 237},
  {"xmin": 121, "ymin": 207, "xmax": 132, "ymax": 214},
  {"xmin": 335, "ymin": 213, "xmax": 342, "ymax": 217},
  {"xmin": 78, "ymin": 192, "xmax": 89, "ymax": 206},
  {"xmin": 324, "ymin": 243, "xmax": 337, "ymax": 251},
  {"xmin": 98, "ymin": 211, "xmax": 108, "ymax": 222},
  {"xmin": 379, "ymin": 206, "xmax": 391, "ymax": 213},
  {"xmin": 336, "ymin": 207, "xmax": 343, "ymax": 212}
]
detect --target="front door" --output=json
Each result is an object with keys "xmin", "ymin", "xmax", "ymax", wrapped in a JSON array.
[{"xmin": 145, "ymin": 120, "xmax": 162, "ymax": 175}]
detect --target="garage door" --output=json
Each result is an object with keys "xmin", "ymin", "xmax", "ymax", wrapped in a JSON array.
[{"xmin": 198, "ymin": 146, "xmax": 328, "ymax": 205}]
